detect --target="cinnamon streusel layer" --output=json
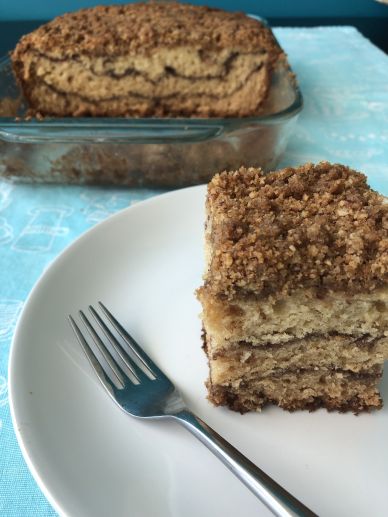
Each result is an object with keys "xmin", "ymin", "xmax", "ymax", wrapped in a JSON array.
[{"xmin": 203, "ymin": 162, "xmax": 388, "ymax": 299}]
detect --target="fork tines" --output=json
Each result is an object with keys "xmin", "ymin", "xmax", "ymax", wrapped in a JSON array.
[{"xmin": 68, "ymin": 302, "xmax": 159, "ymax": 389}]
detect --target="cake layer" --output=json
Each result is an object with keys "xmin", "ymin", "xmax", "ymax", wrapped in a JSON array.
[
  {"xmin": 205, "ymin": 332, "xmax": 388, "ymax": 384},
  {"xmin": 208, "ymin": 369, "xmax": 383, "ymax": 413},
  {"xmin": 16, "ymin": 50, "xmax": 269, "ymax": 117},
  {"xmin": 12, "ymin": 3, "xmax": 283, "ymax": 117},
  {"xmin": 198, "ymin": 287, "xmax": 388, "ymax": 350}
]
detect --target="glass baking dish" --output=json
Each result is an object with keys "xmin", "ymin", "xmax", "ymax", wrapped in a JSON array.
[{"xmin": 0, "ymin": 39, "xmax": 302, "ymax": 187}]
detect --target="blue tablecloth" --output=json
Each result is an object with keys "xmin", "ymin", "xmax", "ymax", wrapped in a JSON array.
[{"xmin": 1, "ymin": 26, "xmax": 388, "ymax": 516}]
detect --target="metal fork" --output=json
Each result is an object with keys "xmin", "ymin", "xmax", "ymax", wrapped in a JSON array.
[{"xmin": 68, "ymin": 302, "xmax": 316, "ymax": 517}]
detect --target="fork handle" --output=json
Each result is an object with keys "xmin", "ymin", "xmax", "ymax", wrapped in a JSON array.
[{"xmin": 174, "ymin": 410, "xmax": 317, "ymax": 517}]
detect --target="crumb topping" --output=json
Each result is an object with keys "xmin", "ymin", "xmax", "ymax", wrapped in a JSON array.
[
  {"xmin": 13, "ymin": 3, "xmax": 282, "ymax": 59},
  {"xmin": 205, "ymin": 162, "xmax": 388, "ymax": 298}
]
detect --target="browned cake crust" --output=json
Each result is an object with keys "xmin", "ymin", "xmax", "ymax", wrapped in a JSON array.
[
  {"xmin": 207, "ymin": 382, "xmax": 383, "ymax": 414},
  {"xmin": 204, "ymin": 162, "xmax": 388, "ymax": 299},
  {"xmin": 11, "ymin": 3, "xmax": 285, "ymax": 118},
  {"xmin": 12, "ymin": 3, "xmax": 281, "ymax": 58}
]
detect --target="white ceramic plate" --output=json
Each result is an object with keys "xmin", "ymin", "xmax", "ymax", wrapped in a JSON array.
[{"xmin": 9, "ymin": 185, "xmax": 388, "ymax": 517}]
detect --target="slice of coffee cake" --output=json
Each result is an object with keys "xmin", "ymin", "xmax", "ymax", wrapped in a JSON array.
[{"xmin": 197, "ymin": 162, "xmax": 388, "ymax": 413}]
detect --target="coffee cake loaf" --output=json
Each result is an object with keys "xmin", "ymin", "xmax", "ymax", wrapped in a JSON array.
[
  {"xmin": 197, "ymin": 162, "xmax": 388, "ymax": 413},
  {"xmin": 11, "ymin": 3, "xmax": 285, "ymax": 117}
]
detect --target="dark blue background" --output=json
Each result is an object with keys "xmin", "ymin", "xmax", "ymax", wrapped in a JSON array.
[
  {"xmin": 1, "ymin": 0, "xmax": 388, "ymax": 19},
  {"xmin": 1, "ymin": 0, "xmax": 387, "ymax": 54}
]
